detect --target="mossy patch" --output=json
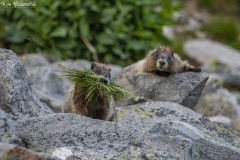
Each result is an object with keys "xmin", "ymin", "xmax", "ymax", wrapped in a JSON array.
[
  {"xmin": 195, "ymin": 152, "xmax": 199, "ymax": 156},
  {"xmin": 2, "ymin": 52, "xmax": 7, "ymax": 59},
  {"xmin": 117, "ymin": 110, "xmax": 126, "ymax": 118},
  {"xmin": 208, "ymin": 60, "xmax": 230, "ymax": 72},
  {"xmin": 45, "ymin": 149, "xmax": 56, "ymax": 153},
  {"xmin": 9, "ymin": 79, "xmax": 13, "ymax": 86},
  {"xmin": 214, "ymin": 123, "xmax": 240, "ymax": 137},
  {"xmin": 146, "ymin": 152, "xmax": 155, "ymax": 158},
  {"xmin": 3, "ymin": 153, "xmax": 8, "ymax": 159},
  {"xmin": 2, "ymin": 132, "xmax": 8, "ymax": 138}
]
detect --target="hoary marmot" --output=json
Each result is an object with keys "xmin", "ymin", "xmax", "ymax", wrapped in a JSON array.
[
  {"xmin": 117, "ymin": 46, "xmax": 201, "ymax": 77},
  {"xmin": 62, "ymin": 62, "xmax": 115, "ymax": 121}
]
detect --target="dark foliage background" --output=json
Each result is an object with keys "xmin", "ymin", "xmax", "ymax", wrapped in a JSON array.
[{"xmin": 0, "ymin": 0, "xmax": 181, "ymax": 66}]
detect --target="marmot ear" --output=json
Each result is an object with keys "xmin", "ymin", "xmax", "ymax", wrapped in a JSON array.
[
  {"xmin": 91, "ymin": 62, "xmax": 96, "ymax": 69},
  {"xmin": 156, "ymin": 47, "xmax": 161, "ymax": 55},
  {"xmin": 171, "ymin": 50, "xmax": 174, "ymax": 57}
]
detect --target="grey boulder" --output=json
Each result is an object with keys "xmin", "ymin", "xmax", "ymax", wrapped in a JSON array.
[
  {"xmin": 17, "ymin": 113, "xmax": 195, "ymax": 159},
  {"xmin": 28, "ymin": 66, "xmax": 71, "ymax": 112},
  {"xmin": 195, "ymin": 82, "xmax": 240, "ymax": 130},
  {"xmin": 184, "ymin": 39, "xmax": 240, "ymax": 69},
  {"xmin": 114, "ymin": 72, "xmax": 208, "ymax": 109},
  {"xmin": 208, "ymin": 116, "xmax": 232, "ymax": 127},
  {"xmin": 202, "ymin": 60, "xmax": 240, "ymax": 89},
  {"xmin": 116, "ymin": 101, "xmax": 240, "ymax": 159},
  {"xmin": 0, "ymin": 109, "xmax": 24, "ymax": 147},
  {"xmin": 0, "ymin": 48, "xmax": 53, "ymax": 118}
]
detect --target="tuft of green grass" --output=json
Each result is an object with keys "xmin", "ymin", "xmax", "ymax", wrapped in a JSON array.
[{"xmin": 58, "ymin": 65, "xmax": 137, "ymax": 102}]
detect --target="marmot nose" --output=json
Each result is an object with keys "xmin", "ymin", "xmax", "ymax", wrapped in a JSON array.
[
  {"xmin": 160, "ymin": 61, "xmax": 166, "ymax": 65},
  {"xmin": 101, "ymin": 78, "xmax": 110, "ymax": 84}
]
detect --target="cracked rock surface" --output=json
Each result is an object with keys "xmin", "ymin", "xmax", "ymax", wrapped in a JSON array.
[{"xmin": 114, "ymin": 72, "xmax": 209, "ymax": 109}]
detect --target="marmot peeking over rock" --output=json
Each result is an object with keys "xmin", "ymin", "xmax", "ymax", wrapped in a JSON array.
[
  {"xmin": 62, "ymin": 62, "xmax": 115, "ymax": 121},
  {"xmin": 116, "ymin": 46, "xmax": 201, "ymax": 77}
]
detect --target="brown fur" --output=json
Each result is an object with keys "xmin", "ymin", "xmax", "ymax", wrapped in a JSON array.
[
  {"xmin": 62, "ymin": 63, "xmax": 115, "ymax": 121},
  {"xmin": 143, "ymin": 47, "xmax": 201, "ymax": 74},
  {"xmin": 117, "ymin": 46, "xmax": 201, "ymax": 78}
]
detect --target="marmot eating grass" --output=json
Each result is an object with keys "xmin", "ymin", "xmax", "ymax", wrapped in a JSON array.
[
  {"xmin": 62, "ymin": 62, "xmax": 115, "ymax": 121},
  {"xmin": 117, "ymin": 46, "xmax": 201, "ymax": 77}
]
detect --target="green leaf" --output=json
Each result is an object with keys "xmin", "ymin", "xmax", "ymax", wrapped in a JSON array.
[
  {"xmin": 68, "ymin": 23, "xmax": 78, "ymax": 39},
  {"xmin": 50, "ymin": 26, "xmax": 67, "ymax": 38},
  {"xmin": 50, "ymin": 1, "xmax": 60, "ymax": 11},
  {"xmin": 100, "ymin": 8, "xmax": 117, "ymax": 24},
  {"xmin": 41, "ymin": 22, "xmax": 51, "ymax": 34},
  {"xmin": 6, "ymin": 26, "xmax": 26, "ymax": 43},
  {"xmin": 79, "ymin": 18, "xmax": 89, "ymax": 37},
  {"xmin": 22, "ymin": 9, "xmax": 35, "ymax": 17},
  {"xmin": 134, "ymin": 30, "xmax": 153, "ymax": 38},
  {"xmin": 57, "ymin": 38, "xmax": 76, "ymax": 50},
  {"xmin": 96, "ymin": 33, "xmax": 113, "ymax": 45}
]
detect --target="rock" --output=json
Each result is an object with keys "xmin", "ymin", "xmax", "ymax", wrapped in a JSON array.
[
  {"xmin": 52, "ymin": 146, "xmax": 185, "ymax": 160},
  {"xmin": 0, "ymin": 48, "xmax": 53, "ymax": 118},
  {"xmin": 162, "ymin": 26, "xmax": 174, "ymax": 40},
  {"xmin": 0, "ymin": 142, "xmax": 59, "ymax": 160},
  {"xmin": 195, "ymin": 84, "xmax": 240, "ymax": 130},
  {"xmin": 184, "ymin": 39, "xmax": 240, "ymax": 69},
  {"xmin": 17, "ymin": 102, "xmax": 240, "ymax": 160},
  {"xmin": 0, "ymin": 109, "xmax": 24, "ymax": 147},
  {"xmin": 202, "ymin": 60, "xmax": 240, "ymax": 89},
  {"xmin": 209, "ymin": 116, "xmax": 232, "ymax": 127},
  {"xmin": 20, "ymin": 53, "xmax": 51, "ymax": 71},
  {"xmin": 187, "ymin": 18, "xmax": 201, "ymax": 30},
  {"xmin": 116, "ymin": 101, "xmax": 240, "ymax": 159},
  {"xmin": 114, "ymin": 72, "xmax": 208, "ymax": 109},
  {"xmin": 28, "ymin": 66, "xmax": 71, "ymax": 112},
  {"xmin": 106, "ymin": 64, "xmax": 122, "ymax": 81},
  {"xmin": 17, "ymin": 113, "xmax": 195, "ymax": 159},
  {"xmin": 173, "ymin": 11, "xmax": 188, "ymax": 24},
  {"xmin": 50, "ymin": 147, "xmax": 108, "ymax": 160},
  {"xmin": 28, "ymin": 60, "xmax": 122, "ymax": 112}
]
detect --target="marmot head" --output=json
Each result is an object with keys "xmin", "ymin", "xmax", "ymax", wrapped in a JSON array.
[
  {"xmin": 91, "ymin": 62, "xmax": 111, "ymax": 84},
  {"xmin": 152, "ymin": 47, "xmax": 174, "ymax": 71}
]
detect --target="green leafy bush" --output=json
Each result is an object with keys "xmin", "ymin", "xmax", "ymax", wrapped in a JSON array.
[{"xmin": 0, "ymin": 0, "xmax": 181, "ymax": 66}]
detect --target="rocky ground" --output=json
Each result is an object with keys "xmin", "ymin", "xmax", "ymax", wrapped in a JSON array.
[
  {"xmin": 162, "ymin": 0, "xmax": 240, "ymax": 130},
  {"xmin": 1, "ymin": 46, "xmax": 240, "ymax": 159}
]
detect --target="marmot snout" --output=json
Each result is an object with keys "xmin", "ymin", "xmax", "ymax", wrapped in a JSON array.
[{"xmin": 91, "ymin": 62, "xmax": 111, "ymax": 84}]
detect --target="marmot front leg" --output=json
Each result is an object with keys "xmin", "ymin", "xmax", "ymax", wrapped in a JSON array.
[
  {"xmin": 182, "ymin": 63, "xmax": 201, "ymax": 73},
  {"xmin": 188, "ymin": 67, "xmax": 201, "ymax": 72},
  {"xmin": 156, "ymin": 70, "xmax": 171, "ymax": 76}
]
